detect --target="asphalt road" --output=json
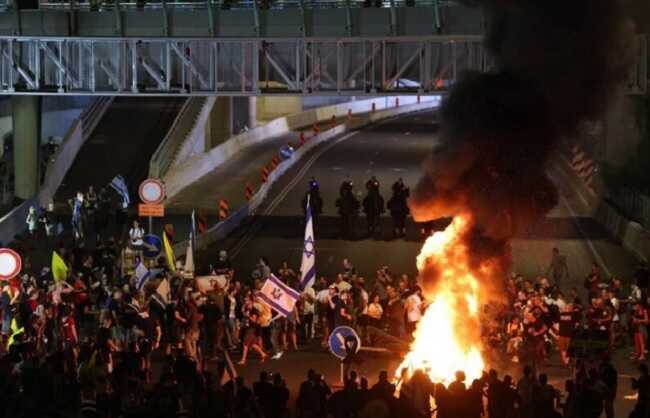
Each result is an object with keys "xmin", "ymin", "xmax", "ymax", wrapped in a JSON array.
[
  {"xmin": 192, "ymin": 110, "xmax": 642, "ymax": 416},
  {"xmin": 201, "ymin": 110, "xmax": 638, "ymax": 283}
]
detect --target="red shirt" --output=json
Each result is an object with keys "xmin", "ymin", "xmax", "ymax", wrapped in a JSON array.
[{"xmin": 62, "ymin": 316, "xmax": 77, "ymax": 343}]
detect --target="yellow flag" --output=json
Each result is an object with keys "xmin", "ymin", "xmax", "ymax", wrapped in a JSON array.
[
  {"xmin": 51, "ymin": 251, "xmax": 68, "ymax": 282},
  {"xmin": 163, "ymin": 231, "xmax": 176, "ymax": 272},
  {"xmin": 7, "ymin": 318, "xmax": 24, "ymax": 348}
]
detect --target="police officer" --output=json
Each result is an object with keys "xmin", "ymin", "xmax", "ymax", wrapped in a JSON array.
[
  {"xmin": 387, "ymin": 178, "xmax": 410, "ymax": 238},
  {"xmin": 365, "ymin": 175, "xmax": 380, "ymax": 192},
  {"xmin": 336, "ymin": 179, "xmax": 360, "ymax": 239},
  {"xmin": 302, "ymin": 177, "xmax": 323, "ymax": 232},
  {"xmin": 340, "ymin": 177, "xmax": 354, "ymax": 196},
  {"xmin": 363, "ymin": 179, "xmax": 385, "ymax": 237}
]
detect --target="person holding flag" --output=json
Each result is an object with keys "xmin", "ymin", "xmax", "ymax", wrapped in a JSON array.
[
  {"xmin": 300, "ymin": 196, "xmax": 316, "ymax": 291},
  {"xmin": 163, "ymin": 229, "xmax": 176, "ymax": 273},
  {"xmin": 110, "ymin": 174, "xmax": 130, "ymax": 209},
  {"xmin": 70, "ymin": 192, "xmax": 84, "ymax": 241},
  {"xmin": 52, "ymin": 251, "xmax": 69, "ymax": 283},
  {"xmin": 135, "ymin": 262, "xmax": 151, "ymax": 291},
  {"xmin": 183, "ymin": 210, "xmax": 197, "ymax": 278}
]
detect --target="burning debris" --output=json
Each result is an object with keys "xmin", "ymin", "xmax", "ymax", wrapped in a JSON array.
[{"xmin": 400, "ymin": 0, "xmax": 634, "ymax": 384}]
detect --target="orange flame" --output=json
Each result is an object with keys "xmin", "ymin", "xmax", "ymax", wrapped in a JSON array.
[{"xmin": 395, "ymin": 215, "xmax": 485, "ymax": 386}]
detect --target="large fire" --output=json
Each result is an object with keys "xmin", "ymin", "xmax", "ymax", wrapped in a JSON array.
[{"xmin": 395, "ymin": 215, "xmax": 486, "ymax": 385}]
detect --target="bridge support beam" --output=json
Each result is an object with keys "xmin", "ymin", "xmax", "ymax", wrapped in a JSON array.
[{"xmin": 12, "ymin": 96, "xmax": 41, "ymax": 200}]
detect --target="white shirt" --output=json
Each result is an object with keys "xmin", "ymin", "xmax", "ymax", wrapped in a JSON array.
[
  {"xmin": 129, "ymin": 227, "xmax": 144, "ymax": 246},
  {"xmin": 301, "ymin": 287, "xmax": 316, "ymax": 315},
  {"xmin": 406, "ymin": 293, "xmax": 422, "ymax": 323}
]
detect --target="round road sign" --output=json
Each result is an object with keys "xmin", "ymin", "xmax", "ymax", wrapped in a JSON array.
[
  {"xmin": 0, "ymin": 248, "xmax": 21, "ymax": 281},
  {"xmin": 328, "ymin": 326, "xmax": 361, "ymax": 360},
  {"xmin": 142, "ymin": 234, "xmax": 163, "ymax": 259},
  {"xmin": 139, "ymin": 178, "xmax": 166, "ymax": 204}
]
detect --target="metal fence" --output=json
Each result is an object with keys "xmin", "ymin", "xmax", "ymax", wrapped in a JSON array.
[
  {"xmin": 0, "ymin": 35, "xmax": 488, "ymax": 95},
  {"xmin": 3, "ymin": 0, "xmax": 456, "ymax": 11}
]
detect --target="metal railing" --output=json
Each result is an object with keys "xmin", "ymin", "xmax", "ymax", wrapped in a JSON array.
[
  {"xmin": 5, "ymin": 0, "xmax": 455, "ymax": 11},
  {"xmin": 0, "ymin": 35, "xmax": 488, "ymax": 96}
]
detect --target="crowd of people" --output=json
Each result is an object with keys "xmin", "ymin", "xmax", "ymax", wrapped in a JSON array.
[{"xmin": 2, "ymin": 177, "xmax": 650, "ymax": 418}]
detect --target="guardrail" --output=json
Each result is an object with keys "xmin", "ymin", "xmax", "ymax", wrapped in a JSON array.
[
  {"xmin": 0, "ymin": 96, "xmax": 113, "ymax": 244},
  {"xmin": 17, "ymin": 0, "xmax": 455, "ymax": 11},
  {"xmin": 149, "ymin": 97, "xmax": 208, "ymax": 178}
]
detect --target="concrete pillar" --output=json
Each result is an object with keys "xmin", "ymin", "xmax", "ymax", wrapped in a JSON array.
[
  {"xmin": 248, "ymin": 96, "xmax": 257, "ymax": 129},
  {"xmin": 12, "ymin": 96, "xmax": 41, "ymax": 200},
  {"xmin": 204, "ymin": 97, "xmax": 232, "ymax": 149}
]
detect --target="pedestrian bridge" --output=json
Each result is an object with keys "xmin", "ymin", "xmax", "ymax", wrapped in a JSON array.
[{"xmin": 0, "ymin": 1, "xmax": 645, "ymax": 96}]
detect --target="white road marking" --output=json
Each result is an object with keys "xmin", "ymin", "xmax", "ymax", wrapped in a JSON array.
[
  {"xmin": 231, "ymin": 131, "xmax": 360, "ymax": 257},
  {"xmin": 330, "ymin": 167, "xmax": 343, "ymax": 171},
  {"xmin": 392, "ymin": 168, "xmax": 404, "ymax": 172}
]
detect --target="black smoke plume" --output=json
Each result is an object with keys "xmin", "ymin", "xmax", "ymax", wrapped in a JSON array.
[{"xmin": 410, "ymin": 0, "xmax": 633, "ymax": 289}]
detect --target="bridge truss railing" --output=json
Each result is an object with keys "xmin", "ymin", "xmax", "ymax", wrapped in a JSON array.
[
  {"xmin": 0, "ymin": 35, "xmax": 489, "ymax": 95},
  {"xmin": 2, "ymin": 0, "xmax": 456, "ymax": 11}
]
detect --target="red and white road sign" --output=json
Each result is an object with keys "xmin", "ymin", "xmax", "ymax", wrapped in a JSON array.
[
  {"xmin": 0, "ymin": 248, "xmax": 21, "ymax": 280},
  {"xmin": 139, "ymin": 178, "xmax": 166, "ymax": 204}
]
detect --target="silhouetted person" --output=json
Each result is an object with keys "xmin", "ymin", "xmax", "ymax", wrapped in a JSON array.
[
  {"xmin": 387, "ymin": 178, "xmax": 410, "ymax": 238},
  {"xmin": 336, "ymin": 185, "xmax": 360, "ymax": 239},
  {"xmin": 303, "ymin": 177, "xmax": 323, "ymax": 233},
  {"xmin": 370, "ymin": 371, "xmax": 396, "ymax": 400},
  {"xmin": 600, "ymin": 356, "xmax": 617, "ymax": 418},
  {"xmin": 363, "ymin": 186, "xmax": 384, "ymax": 237}
]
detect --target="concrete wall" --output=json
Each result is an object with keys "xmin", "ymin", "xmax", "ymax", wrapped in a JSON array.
[{"xmin": 256, "ymin": 96, "xmax": 304, "ymax": 123}]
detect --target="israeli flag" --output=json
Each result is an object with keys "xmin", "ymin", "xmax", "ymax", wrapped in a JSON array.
[
  {"xmin": 258, "ymin": 274, "xmax": 300, "ymax": 317},
  {"xmin": 135, "ymin": 262, "xmax": 151, "ymax": 291},
  {"xmin": 110, "ymin": 175, "xmax": 130, "ymax": 209},
  {"xmin": 299, "ymin": 196, "xmax": 316, "ymax": 290}
]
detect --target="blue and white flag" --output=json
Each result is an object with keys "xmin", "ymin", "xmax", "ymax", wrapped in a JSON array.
[
  {"xmin": 258, "ymin": 274, "xmax": 300, "ymax": 317},
  {"xmin": 135, "ymin": 262, "xmax": 151, "ymax": 291},
  {"xmin": 183, "ymin": 210, "xmax": 196, "ymax": 277},
  {"xmin": 299, "ymin": 196, "xmax": 316, "ymax": 290},
  {"xmin": 191, "ymin": 210, "xmax": 197, "ymax": 257},
  {"xmin": 110, "ymin": 175, "xmax": 130, "ymax": 209}
]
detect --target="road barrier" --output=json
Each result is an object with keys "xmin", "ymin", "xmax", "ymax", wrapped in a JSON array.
[
  {"xmin": 245, "ymin": 184, "xmax": 254, "ymax": 201},
  {"xmin": 570, "ymin": 144, "xmax": 595, "ymax": 192},
  {"xmin": 218, "ymin": 200, "xmax": 230, "ymax": 221},
  {"xmin": 270, "ymin": 155, "xmax": 280, "ymax": 170},
  {"xmin": 261, "ymin": 166, "xmax": 270, "ymax": 182}
]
